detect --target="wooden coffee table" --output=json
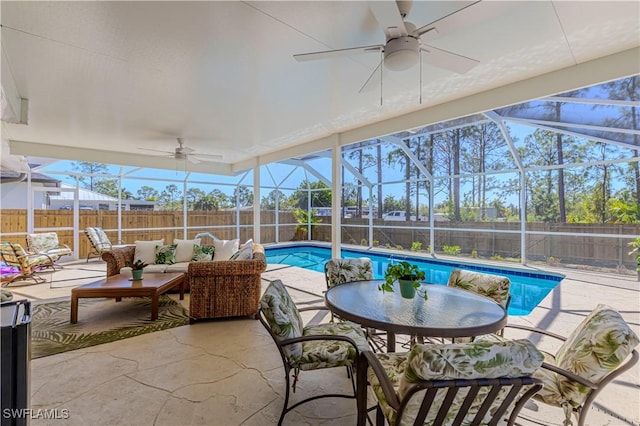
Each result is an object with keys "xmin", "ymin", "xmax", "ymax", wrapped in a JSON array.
[{"xmin": 70, "ymin": 273, "xmax": 186, "ymax": 323}]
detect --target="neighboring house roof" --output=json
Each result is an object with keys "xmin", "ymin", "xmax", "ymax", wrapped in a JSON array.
[
  {"xmin": 49, "ymin": 183, "xmax": 119, "ymax": 202},
  {"xmin": 0, "ymin": 171, "xmax": 60, "ymax": 184}
]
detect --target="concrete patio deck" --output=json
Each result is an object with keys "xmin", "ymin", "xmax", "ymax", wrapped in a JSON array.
[{"xmin": 3, "ymin": 257, "xmax": 639, "ymax": 426}]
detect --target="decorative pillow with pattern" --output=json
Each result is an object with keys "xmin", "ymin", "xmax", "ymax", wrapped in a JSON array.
[
  {"xmin": 191, "ymin": 245, "xmax": 214, "ymax": 262},
  {"xmin": 230, "ymin": 239, "xmax": 254, "ymax": 261},
  {"xmin": 155, "ymin": 244, "xmax": 177, "ymax": 265}
]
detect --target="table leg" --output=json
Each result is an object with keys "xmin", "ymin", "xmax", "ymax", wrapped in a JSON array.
[
  {"xmin": 151, "ymin": 293, "xmax": 159, "ymax": 320},
  {"xmin": 387, "ymin": 331, "xmax": 396, "ymax": 353},
  {"xmin": 179, "ymin": 277, "xmax": 185, "ymax": 301},
  {"xmin": 70, "ymin": 294, "xmax": 78, "ymax": 324},
  {"xmin": 115, "ymin": 297, "xmax": 122, "ymax": 302}
]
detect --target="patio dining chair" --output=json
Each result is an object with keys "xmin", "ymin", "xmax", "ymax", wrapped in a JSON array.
[
  {"xmin": 356, "ymin": 337, "xmax": 544, "ymax": 426},
  {"xmin": 25, "ymin": 232, "xmax": 72, "ymax": 268},
  {"xmin": 324, "ymin": 258, "xmax": 386, "ymax": 352},
  {"xmin": 446, "ymin": 269, "xmax": 511, "ymax": 342},
  {"xmin": 258, "ymin": 279, "xmax": 369, "ymax": 426},
  {"xmin": 501, "ymin": 304, "xmax": 639, "ymax": 426},
  {"xmin": 84, "ymin": 227, "xmax": 127, "ymax": 262},
  {"xmin": 1, "ymin": 242, "xmax": 55, "ymax": 285}
]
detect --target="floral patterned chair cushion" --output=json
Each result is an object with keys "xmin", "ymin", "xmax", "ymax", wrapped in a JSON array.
[
  {"xmin": 300, "ymin": 321, "xmax": 369, "ymax": 370},
  {"xmin": 26, "ymin": 232, "xmax": 72, "ymax": 259},
  {"xmin": 260, "ymin": 280, "xmax": 368, "ymax": 369},
  {"xmin": 260, "ymin": 280, "xmax": 305, "ymax": 362},
  {"xmin": 533, "ymin": 304, "xmax": 639, "ymax": 419},
  {"xmin": 324, "ymin": 258, "xmax": 374, "ymax": 288},
  {"xmin": 369, "ymin": 338, "xmax": 543, "ymax": 426},
  {"xmin": 447, "ymin": 269, "xmax": 511, "ymax": 307},
  {"xmin": 1, "ymin": 243, "xmax": 53, "ymax": 271}
]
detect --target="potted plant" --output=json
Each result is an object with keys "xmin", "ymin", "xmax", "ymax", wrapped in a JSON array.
[
  {"xmin": 126, "ymin": 259, "xmax": 148, "ymax": 280},
  {"xmin": 380, "ymin": 261, "xmax": 427, "ymax": 300}
]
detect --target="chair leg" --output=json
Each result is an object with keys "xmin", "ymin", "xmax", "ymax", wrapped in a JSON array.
[
  {"xmin": 278, "ymin": 367, "xmax": 292, "ymax": 426},
  {"xmin": 376, "ymin": 406, "xmax": 385, "ymax": 426}
]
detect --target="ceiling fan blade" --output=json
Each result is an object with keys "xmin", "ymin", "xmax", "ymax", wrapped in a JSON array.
[
  {"xmin": 193, "ymin": 153, "xmax": 223, "ymax": 160},
  {"xmin": 417, "ymin": 1, "xmax": 517, "ymax": 42},
  {"xmin": 294, "ymin": 45, "xmax": 382, "ymax": 62},
  {"xmin": 137, "ymin": 147, "xmax": 173, "ymax": 154},
  {"xmin": 359, "ymin": 59, "xmax": 383, "ymax": 93},
  {"xmin": 420, "ymin": 45, "xmax": 479, "ymax": 74},
  {"xmin": 368, "ymin": 0, "xmax": 409, "ymax": 39}
]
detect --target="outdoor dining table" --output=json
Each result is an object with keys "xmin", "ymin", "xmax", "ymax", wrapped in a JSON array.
[{"xmin": 324, "ymin": 280, "xmax": 508, "ymax": 352}]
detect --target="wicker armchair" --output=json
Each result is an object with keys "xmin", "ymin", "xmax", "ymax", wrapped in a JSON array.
[{"xmin": 189, "ymin": 243, "xmax": 267, "ymax": 321}]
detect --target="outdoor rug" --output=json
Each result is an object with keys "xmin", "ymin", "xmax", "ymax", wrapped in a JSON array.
[{"xmin": 30, "ymin": 296, "xmax": 190, "ymax": 359}]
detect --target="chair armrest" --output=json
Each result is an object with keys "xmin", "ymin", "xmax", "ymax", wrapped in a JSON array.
[
  {"xmin": 298, "ymin": 306, "xmax": 330, "ymax": 313},
  {"xmin": 505, "ymin": 323, "xmax": 567, "ymax": 342},
  {"xmin": 280, "ymin": 333, "xmax": 360, "ymax": 350},
  {"xmin": 102, "ymin": 246, "xmax": 136, "ymax": 276},
  {"xmin": 540, "ymin": 362, "xmax": 598, "ymax": 389},
  {"xmin": 361, "ymin": 350, "xmax": 401, "ymax": 410}
]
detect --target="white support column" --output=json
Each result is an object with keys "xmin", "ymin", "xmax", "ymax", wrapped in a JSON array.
[
  {"xmin": 368, "ymin": 185, "xmax": 374, "ymax": 246},
  {"xmin": 253, "ymin": 163, "xmax": 261, "ymax": 244},
  {"xmin": 332, "ymin": 136, "xmax": 342, "ymax": 258},
  {"xmin": 429, "ymin": 177, "xmax": 435, "ymax": 255},
  {"xmin": 182, "ymin": 175, "xmax": 188, "ymax": 239},
  {"xmin": 520, "ymin": 173, "xmax": 527, "ymax": 264}
]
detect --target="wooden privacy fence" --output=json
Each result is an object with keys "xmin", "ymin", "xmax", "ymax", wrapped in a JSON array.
[
  {"xmin": 0, "ymin": 209, "xmax": 296, "ymax": 259},
  {"xmin": 1, "ymin": 209, "xmax": 638, "ymax": 268}
]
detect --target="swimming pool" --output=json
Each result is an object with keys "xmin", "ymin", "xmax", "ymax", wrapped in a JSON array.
[{"xmin": 265, "ymin": 245, "xmax": 564, "ymax": 316}]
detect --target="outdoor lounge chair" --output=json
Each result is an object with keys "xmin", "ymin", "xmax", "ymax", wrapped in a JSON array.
[
  {"xmin": 501, "ymin": 304, "xmax": 639, "ymax": 426},
  {"xmin": 25, "ymin": 232, "xmax": 72, "ymax": 267},
  {"xmin": 84, "ymin": 227, "xmax": 127, "ymax": 262},
  {"xmin": 258, "ymin": 279, "xmax": 369, "ymax": 426},
  {"xmin": 356, "ymin": 337, "xmax": 544, "ymax": 426},
  {"xmin": 1, "ymin": 242, "xmax": 55, "ymax": 285}
]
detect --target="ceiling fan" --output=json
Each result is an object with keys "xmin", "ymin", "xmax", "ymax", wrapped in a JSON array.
[
  {"xmin": 294, "ymin": 0, "xmax": 493, "ymax": 92},
  {"xmin": 137, "ymin": 138, "xmax": 222, "ymax": 164}
]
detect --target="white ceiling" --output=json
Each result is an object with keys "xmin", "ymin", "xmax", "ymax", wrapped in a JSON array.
[{"xmin": 1, "ymin": 1, "xmax": 639, "ymax": 175}]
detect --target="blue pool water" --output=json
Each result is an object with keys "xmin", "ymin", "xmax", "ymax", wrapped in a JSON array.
[{"xmin": 265, "ymin": 245, "xmax": 564, "ymax": 316}]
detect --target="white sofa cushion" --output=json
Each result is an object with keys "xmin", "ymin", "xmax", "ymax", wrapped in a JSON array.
[
  {"xmin": 165, "ymin": 262, "xmax": 190, "ymax": 273},
  {"xmin": 213, "ymin": 239, "xmax": 240, "ymax": 261},
  {"xmin": 120, "ymin": 264, "xmax": 167, "ymax": 275},
  {"xmin": 173, "ymin": 238, "xmax": 201, "ymax": 263},
  {"xmin": 134, "ymin": 239, "xmax": 164, "ymax": 265}
]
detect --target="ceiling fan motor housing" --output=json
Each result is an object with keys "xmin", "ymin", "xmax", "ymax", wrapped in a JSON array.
[{"xmin": 384, "ymin": 36, "xmax": 419, "ymax": 71}]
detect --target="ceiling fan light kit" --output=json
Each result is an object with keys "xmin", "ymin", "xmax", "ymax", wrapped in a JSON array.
[{"xmin": 384, "ymin": 36, "xmax": 419, "ymax": 71}]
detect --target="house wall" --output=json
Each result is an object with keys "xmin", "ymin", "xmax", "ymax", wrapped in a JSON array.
[{"xmin": 0, "ymin": 182, "xmax": 47, "ymax": 208}]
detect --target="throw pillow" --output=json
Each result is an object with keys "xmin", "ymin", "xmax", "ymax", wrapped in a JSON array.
[
  {"xmin": 213, "ymin": 238, "xmax": 240, "ymax": 261},
  {"xmin": 191, "ymin": 245, "xmax": 214, "ymax": 262},
  {"xmin": 173, "ymin": 238, "xmax": 201, "ymax": 263},
  {"xmin": 155, "ymin": 244, "xmax": 177, "ymax": 265},
  {"xmin": 230, "ymin": 239, "xmax": 254, "ymax": 261},
  {"xmin": 134, "ymin": 239, "xmax": 164, "ymax": 265}
]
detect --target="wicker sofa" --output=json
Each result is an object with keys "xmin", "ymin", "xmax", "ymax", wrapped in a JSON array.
[{"xmin": 101, "ymin": 243, "xmax": 267, "ymax": 320}]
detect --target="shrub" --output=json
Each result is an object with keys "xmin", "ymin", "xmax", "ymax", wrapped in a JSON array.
[
  {"xmin": 442, "ymin": 245, "xmax": 461, "ymax": 256},
  {"xmin": 411, "ymin": 241, "xmax": 422, "ymax": 252},
  {"xmin": 471, "ymin": 249, "xmax": 478, "ymax": 258},
  {"xmin": 547, "ymin": 256, "xmax": 561, "ymax": 267},
  {"xmin": 490, "ymin": 254, "xmax": 503, "ymax": 261},
  {"xmin": 360, "ymin": 238, "xmax": 368, "ymax": 246}
]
